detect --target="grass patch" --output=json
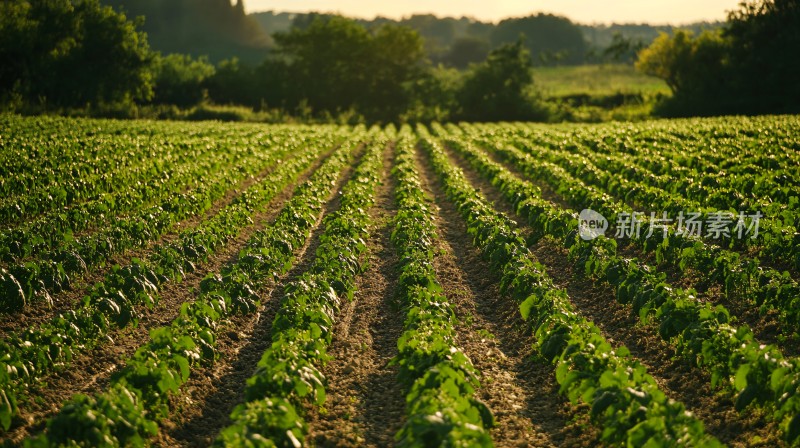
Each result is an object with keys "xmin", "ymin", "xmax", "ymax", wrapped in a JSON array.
[{"xmin": 532, "ymin": 64, "xmax": 670, "ymax": 97}]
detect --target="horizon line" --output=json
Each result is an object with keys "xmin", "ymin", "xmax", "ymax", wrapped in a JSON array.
[{"xmin": 244, "ymin": 8, "xmax": 729, "ymax": 28}]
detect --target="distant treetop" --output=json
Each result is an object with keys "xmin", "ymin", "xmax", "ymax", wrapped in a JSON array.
[{"xmin": 102, "ymin": 0, "xmax": 271, "ymax": 63}]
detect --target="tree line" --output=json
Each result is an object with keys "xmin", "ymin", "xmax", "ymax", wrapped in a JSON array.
[
  {"xmin": 1, "ymin": 0, "xmax": 796, "ymax": 122},
  {"xmin": 0, "ymin": 0, "xmax": 549, "ymax": 123},
  {"xmin": 636, "ymin": 0, "xmax": 800, "ymax": 116},
  {"xmin": 253, "ymin": 12, "xmax": 719, "ymax": 68}
]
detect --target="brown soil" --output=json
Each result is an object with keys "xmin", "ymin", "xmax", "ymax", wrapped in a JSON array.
[
  {"xmin": 0, "ymin": 151, "xmax": 298, "ymax": 337},
  {"xmin": 445, "ymin": 142, "xmax": 785, "ymax": 447},
  {"xmin": 481, "ymin": 142, "xmax": 800, "ymax": 354},
  {"xmin": 152, "ymin": 145, "xmax": 364, "ymax": 447},
  {"xmin": 616, "ymin": 242, "xmax": 800, "ymax": 358},
  {"xmin": 4, "ymin": 133, "xmax": 794, "ymax": 448},
  {"xmin": 1, "ymin": 146, "xmax": 338, "ymax": 446},
  {"xmin": 417, "ymin": 145, "xmax": 601, "ymax": 447},
  {"xmin": 305, "ymin": 142, "xmax": 407, "ymax": 447}
]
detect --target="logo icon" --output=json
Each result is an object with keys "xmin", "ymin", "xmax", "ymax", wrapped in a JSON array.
[{"xmin": 579, "ymin": 209, "xmax": 608, "ymax": 240}]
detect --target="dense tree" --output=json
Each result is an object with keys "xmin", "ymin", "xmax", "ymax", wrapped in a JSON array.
[
  {"xmin": 102, "ymin": 0, "xmax": 270, "ymax": 63},
  {"xmin": 151, "ymin": 54, "xmax": 215, "ymax": 107},
  {"xmin": 491, "ymin": 14, "xmax": 588, "ymax": 65},
  {"xmin": 0, "ymin": 0, "xmax": 153, "ymax": 108},
  {"xmin": 204, "ymin": 58, "xmax": 260, "ymax": 107},
  {"xmin": 636, "ymin": 30, "xmax": 726, "ymax": 95},
  {"xmin": 366, "ymin": 24, "xmax": 428, "ymax": 121},
  {"xmin": 443, "ymin": 37, "xmax": 490, "ymax": 69},
  {"xmin": 269, "ymin": 16, "xmax": 427, "ymax": 122},
  {"xmin": 636, "ymin": 0, "xmax": 799, "ymax": 116},
  {"xmin": 273, "ymin": 16, "xmax": 372, "ymax": 115},
  {"xmin": 253, "ymin": 11, "xmax": 719, "ymax": 68},
  {"xmin": 724, "ymin": 0, "xmax": 800, "ymax": 112},
  {"xmin": 399, "ymin": 14, "xmax": 456, "ymax": 59},
  {"xmin": 456, "ymin": 40, "xmax": 547, "ymax": 121}
]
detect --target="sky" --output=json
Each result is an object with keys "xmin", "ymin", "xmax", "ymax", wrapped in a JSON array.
[{"xmin": 245, "ymin": 0, "xmax": 742, "ymax": 24}]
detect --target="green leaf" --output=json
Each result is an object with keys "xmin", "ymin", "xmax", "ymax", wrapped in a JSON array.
[
  {"xmin": 175, "ymin": 355, "xmax": 190, "ymax": 382},
  {"xmin": 788, "ymin": 413, "xmax": 800, "ymax": 444},
  {"xmin": 519, "ymin": 295, "xmax": 536, "ymax": 321},
  {"xmin": 734, "ymin": 364, "xmax": 750, "ymax": 391},
  {"xmin": 0, "ymin": 389, "xmax": 16, "ymax": 431}
]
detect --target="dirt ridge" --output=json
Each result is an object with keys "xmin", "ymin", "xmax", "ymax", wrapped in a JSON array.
[
  {"xmin": 441, "ymin": 142, "xmax": 784, "ymax": 447},
  {"xmin": 1, "ymin": 146, "xmax": 338, "ymax": 446},
  {"xmin": 306, "ymin": 142, "xmax": 407, "ymax": 447},
  {"xmin": 416, "ymin": 143, "xmax": 598, "ymax": 447},
  {"xmin": 0, "ymin": 149, "xmax": 302, "ymax": 337},
  {"xmin": 154, "ymin": 144, "xmax": 366, "ymax": 447}
]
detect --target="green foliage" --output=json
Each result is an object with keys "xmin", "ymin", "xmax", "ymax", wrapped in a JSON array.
[
  {"xmin": 441, "ymin": 37, "xmax": 489, "ymax": 69},
  {"xmin": 1, "ymin": 119, "xmax": 343, "ymax": 436},
  {"xmin": 151, "ymin": 53, "xmax": 215, "ymax": 107},
  {"xmin": 456, "ymin": 40, "xmax": 548, "ymax": 122},
  {"xmin": 270, "ymin": 17, "xmax": 427, "ymax": 122},
  {"xmin": 0, "ymin": 0, "xmax": 153, "ymax": 109},
  {"xmin": 401, "ymin": 67, "xmax": 461, "ymax": 124},
  {"xmin": 390, "ymin": 129, "xmax": 494, "ymax": 446},
  {"xmin": 212, "ymin": 129, "xmax": 384, "ymax": 445},
  {"xmin": 203, "ymin": 58, "xmax": 264, "ymax": 108},
  {"xmin": 636, "ymin": 30, "xmax": 726, "ymax": 97},
  {"xmin": 24, "ymin": 129, "xmax": 361, "ymax": 446},
  {"xmin": 491, "ymin": 14, "xmax": 588, "ymax": 65},
  {"xmin": 102, "ymin": 0, "xmax": 270, "ymax": 64},
  {"xmin": 456, "ymin": 120, "xmax": 800, "ymax": 445},
  {"xmin": 214, "ymin": 398, "xmax": 306, "ymax": 448},
  {"xmin": 724, "ymin": 0, "xmax": 800, "ymax": 113},
  {"xmin": 422, "ymin": 125, "xmax": 721, "ymax": 446},
  {"xmin": 255, "ymin": 11, "xmax": 717, "ymax": 68},
  {"xmin": 636, "ymin": 0, "xmax": 800, "ymax": 116},
  {"xmin": 28, "ymin": 383, "xmax": 157, "ymax": 447}
]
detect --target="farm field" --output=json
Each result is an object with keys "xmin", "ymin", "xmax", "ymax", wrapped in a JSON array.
[
  {"xmin": 1, "ymin": 114, "xmax": 800, "ymax": 447},
  {"xmin": 531, "ymin": 64, "xmax": 670, "ymax": 97}
]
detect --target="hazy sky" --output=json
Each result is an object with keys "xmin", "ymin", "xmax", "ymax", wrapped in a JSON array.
[{"xmin": 245, "ymin": 0, "xmax": 742, "ymax": 24}]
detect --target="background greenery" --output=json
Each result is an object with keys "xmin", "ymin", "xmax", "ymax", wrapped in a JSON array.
[{"xmin": 0, "ymin": 0, "xmax": 796, "ymax": 123}]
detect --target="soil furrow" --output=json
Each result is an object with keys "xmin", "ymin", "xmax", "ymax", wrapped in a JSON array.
[
  {"xmin": 304, "ymin": 142, "xmax": 407, "ymax": 447},
  {"xmin": 416, "ymin": 144, "xmax": 598, "ymax": 448},
  {"xmin": 152, "ymin": 144, "xmax": 366, "ymax": 447},
  {"xmin": 443, "ymin": 143, "xmax": 785, "ymax": 448},
  {"xmin": 481, "ymin": 143, "xmax": 800, "ymax": 353},
  {"xmin": 2, "ymin": 146, "xmax": 337, "ymax": 446},
  {"xmin": 0, "ymin": 150, "xmax": 299, "ymax": 336}
]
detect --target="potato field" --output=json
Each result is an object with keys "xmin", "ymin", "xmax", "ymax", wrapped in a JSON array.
[{"xmin": 1, "ymin": 115, "xmax": 800, "ymax": 447}]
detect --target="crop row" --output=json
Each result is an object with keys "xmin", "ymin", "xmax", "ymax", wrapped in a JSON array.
[
  {"xmin": 512, "ymin": 122, "xmax": 800, "ymax": 240},
  {"xmin": 389, "ymin": 128, "xmax": 494, "ymax": 446},
  {"xmin": 419, "ymin": 127, "xmax": 720, "ymax": 447},
  {"xmin": 0, "ymin": 131, "xmax": 345, "ymax": 432},
  {"xmin": 0, "ymin": 118, "xmax": 185, "ymax": 196},
  {"xmin": 0, "ymin": 150, "xmax": 199, "ymax": 227},
  {"xmin": 22, "ymin": 128, "xmax": 366, "ymax": 446},
  {"xmin": 487, "ymin": 125, "xmax": 799, "ymax": 268},
  {"xmin": 0, "ymin": 131, "xmax": 302, "ymax": 263},
  {"xmin": 214, "ymin": 130, "xmax": 385, "ymax": 446},
  {"xmin": 437, "ymin": 128, "xmax": 800, "ymax": 444},
  {"xmin": 0, "ymin": 117, "xmax": 314, "ymax": 195},
  {"xmin": 541, "ymin": 117, "xmax": 800, "ymax": 184},
  {"xmin": 462, "ymin": 126, "xmax": 800, "ymax": 338},
  {"xmin": 0, "ymin": 124, "xmax": 265, "ymax": 225},
  {"xmin": 0, "ymin": 130, "xmax": 346, "ymax": 313}
]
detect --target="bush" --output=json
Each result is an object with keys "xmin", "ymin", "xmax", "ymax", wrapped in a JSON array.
[
  {"xmin": 152, "ymin": 54, "xmax": 215, "ymax": 107},
  {"xmin": 457, "ymin": 40, "xmax": 550, "ymax": 122},
  {"xmin": 636, "ymin": 0, "xmax": 800, "ymax": 116}
]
